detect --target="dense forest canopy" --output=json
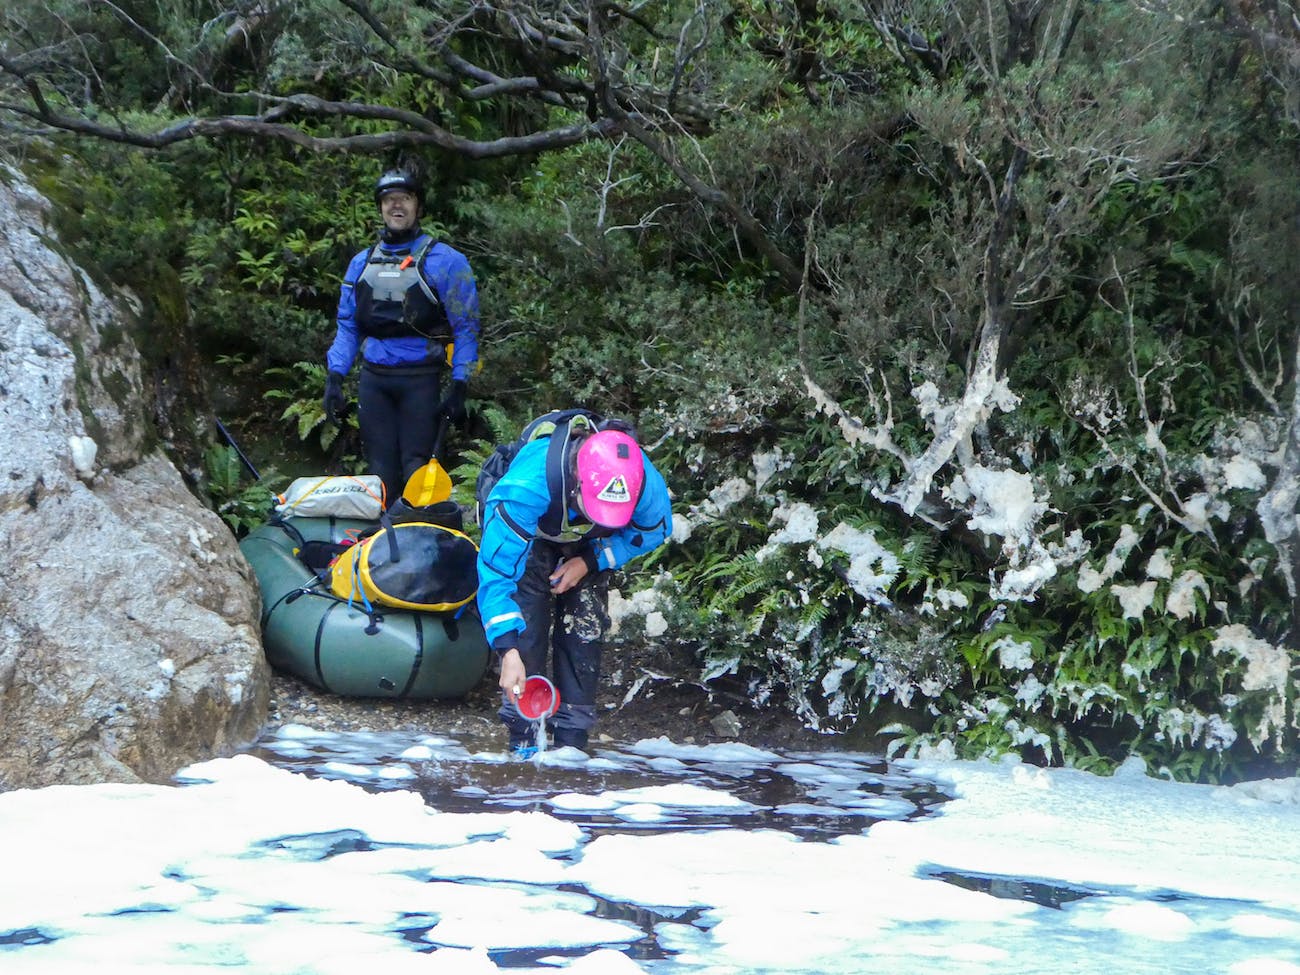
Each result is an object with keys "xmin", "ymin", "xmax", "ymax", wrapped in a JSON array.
[{"xmin": 3, "ymin": 0, "xmax": 1297, "ymax": 782}]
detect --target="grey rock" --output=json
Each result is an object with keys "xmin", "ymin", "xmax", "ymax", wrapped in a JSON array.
[
  {"xmin": 710, "ymin": 709, "xmax": 742, "ymax": 738},
  {"xmin": 0, "ymin": 164, "xmax": 270, "ymax": 790}
]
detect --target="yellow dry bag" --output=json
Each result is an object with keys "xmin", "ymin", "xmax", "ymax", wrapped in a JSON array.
[{"xmin": 330, "ymin": 521, "xmax": 478, "ymax": 613}]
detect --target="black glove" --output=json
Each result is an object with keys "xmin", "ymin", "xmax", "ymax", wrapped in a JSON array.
[
  {"xmin": 322, "ymin": 371, "xmax": 346, "ymax": 423},
  {"xmin": 437, "ymin": 379, "xmax": 468, "ymax": 426}
]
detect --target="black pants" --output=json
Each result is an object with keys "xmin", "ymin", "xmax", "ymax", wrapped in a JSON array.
[
  {"xmin": 358, "ymin": 365, "xmax": 441, "ymax": 507},
  {"xmin": 497, "ymin": 538, "xmax": 609, "ymax": 746}
]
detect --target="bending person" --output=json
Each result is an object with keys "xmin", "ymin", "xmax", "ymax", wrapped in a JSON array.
[{"xmin": 477, "ymin": 423, "xmax": 672, "ymax": 756}]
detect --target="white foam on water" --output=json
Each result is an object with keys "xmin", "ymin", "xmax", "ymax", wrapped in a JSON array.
[{"xmin": 0, "ymin": 735, "xmax": 1296, "ymax": 973}]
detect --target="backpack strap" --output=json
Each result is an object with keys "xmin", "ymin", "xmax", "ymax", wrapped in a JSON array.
[
  {"xmin": 538, "ymin": 411, "xmax": 602, "ymax": 538},
  {"xmin": 378, "ymin": 506, "xmax": 400, "ymax": 562},
  {"xmin": 539, "ymin": 417, "xmax": 578, "ymax": 538},
  {"xmin": 478, "ymin": 407, "xmax": 623, "ymax": 540}
]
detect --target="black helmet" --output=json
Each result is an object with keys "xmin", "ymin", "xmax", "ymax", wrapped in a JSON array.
[{"xmin": 374, "ymin": 169, "xmax": 422, "ymax": 205}]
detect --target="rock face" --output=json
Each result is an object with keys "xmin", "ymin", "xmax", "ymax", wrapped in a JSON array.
[{"xmin": 0, "ymin": 165, "xmax": 270, "ymax": 790}]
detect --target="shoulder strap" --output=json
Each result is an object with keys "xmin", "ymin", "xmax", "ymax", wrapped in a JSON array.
[
  {"xmin": 412, "ymin": 235, "xmax": 441, "ymax": 305},
  {"xmin": 540, "ymin": 434, "xmax": 565, "ymax": 538},
  {"xmin": 539, "ymin": 417, "xmax": 578, "ymax": 537},
  {"xmin": 514, "ymin": 407, "xmax": 607, "ymax": 538},
  {"xmin": 537, "ymin": 412, "xmax": 601, "ymax": 537},
  {"xmin": 364, "ymin": 241, "xmax": 398, "ymax": 266}
]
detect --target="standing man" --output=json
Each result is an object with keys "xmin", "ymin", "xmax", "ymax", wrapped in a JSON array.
[
  {"xmin": 477, "ymin": 420, "xmax": 673, "ymax": 756},
  {"xmin": 323, "ymin": 168, "xmax": 479, "ymax": 506}
]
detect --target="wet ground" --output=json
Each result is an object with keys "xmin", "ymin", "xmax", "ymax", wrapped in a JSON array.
[
  {"xmin": 249, "ymin": 723, "xmax": 944, "ymax": 843},
  {"xmin": 264, "ymin": 640, "xmax": 858, "ymax": 759}
]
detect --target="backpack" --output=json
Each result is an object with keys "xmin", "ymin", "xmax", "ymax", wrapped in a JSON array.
[{"xmin": 474, "ymin": 409, "xmax": 636, "ymax": 534}]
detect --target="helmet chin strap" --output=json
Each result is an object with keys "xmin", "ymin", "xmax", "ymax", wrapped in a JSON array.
[{"xmin": 380, "ymin": 223, "xmax": 421, "ymax": 245}]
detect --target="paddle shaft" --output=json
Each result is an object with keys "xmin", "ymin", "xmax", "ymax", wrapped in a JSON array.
[
  {"xmin": 215, "ymin": 417, "xmax": 262, "ymax": 482},
  {"xmin": 431, "ymin": 417, "xmax": 447, "ymax": 464}
]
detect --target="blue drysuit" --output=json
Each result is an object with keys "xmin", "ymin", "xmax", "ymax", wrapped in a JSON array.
[{"xmin": 477, "ymin": 438, "xmax": 672, "ymax": 746}]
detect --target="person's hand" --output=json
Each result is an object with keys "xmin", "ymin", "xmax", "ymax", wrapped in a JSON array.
[
  {"xmin": 437, "ymin": 379, "xmax": 468, "ymax": 426},
  {"xmin": 498, "ymin": 648, "xmax": 526, "ymax": 703},
  {"xmin": 322, "ymin": 372, "xmax": 346, "ymax": 424},
  {"xmin": 548, "ymin": 557, "xmax": 589, "ymax": 594}
]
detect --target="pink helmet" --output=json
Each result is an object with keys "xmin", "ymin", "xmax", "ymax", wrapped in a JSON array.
[{"xmin": 576, "ymin": 430, "xmax": 645, "ymax": 527}]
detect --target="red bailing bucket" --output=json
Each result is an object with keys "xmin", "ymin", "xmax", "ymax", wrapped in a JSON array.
[{"xmin": 515, "ymin": 675, "xmax": 561, "ymax": 721}]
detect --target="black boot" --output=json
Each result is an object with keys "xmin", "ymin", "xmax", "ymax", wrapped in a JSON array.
[{"xmin": 552, "ymin": 727, "xmax": 589, "ymax": 751}]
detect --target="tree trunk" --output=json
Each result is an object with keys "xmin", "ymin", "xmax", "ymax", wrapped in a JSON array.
[{"xmin": 1256, "ymin": 329, "xmax": 1300, "ymax": 648}]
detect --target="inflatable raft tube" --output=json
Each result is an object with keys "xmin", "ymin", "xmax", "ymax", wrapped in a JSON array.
[{"xmin": 239, "ymin": 515, "xmax": 489, "ymax": 699}]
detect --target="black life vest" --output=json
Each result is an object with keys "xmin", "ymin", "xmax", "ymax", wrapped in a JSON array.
[{"xmin": 353, "ymin": 236, "xmax": 451, "ymax": 342}]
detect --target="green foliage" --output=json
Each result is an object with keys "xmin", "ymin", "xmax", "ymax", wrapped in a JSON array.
[
  {"xmin": 445, "ymin": 402, "xmax": 523, "ymax": 542},
  {"xmin": 28, "ymin": 143, "xmax": 191, "ymax": 309},
  {"xmin": 14, "ymin": 0, "xmax": 1297, "ymax": 786},
  {"xmin": 649, "ymin": 148, "xmax": 1298, "ymax": 775},
  {"xmin": 264, "ymin": 361, "xmax": 356, "ymax": 456},
  {"xmin": 204, "ymin": 445, "xmax": 275, "ymax": 537},
  {"xmin": 176, "ymin": 146, "xmax": 377, "ymax": 363}
]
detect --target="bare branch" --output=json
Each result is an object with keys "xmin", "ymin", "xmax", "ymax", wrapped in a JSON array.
[
  {"xmin": 1067, "ymin": 261, "xmax": 1223, "ymax": 545},
  {"xmin": 667, "ymin": 0, "xmax": 710, "ymax": 110},
  {"xmin": 578, "ymin": 0, "xmax": 804, "ymax": 287},
  {"xmin": 0, "ymin": 92, "xmax": 616, "ymax": 155},
  {"xmin": 796, "ymin": 201, "xmax": 913, "ymax": 471},
  {"xmin": 440, "ymin": 49, "xmax": 577, "ymax": 105},
  {"xmin": 1076, "ymin": 410, "xmax": 1213, "ymax": 539},
  {"xmin": 0, "ymin": 0, "xmax": 819, "ymax": 308}
]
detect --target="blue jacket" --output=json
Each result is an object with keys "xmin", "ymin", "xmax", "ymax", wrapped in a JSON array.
[
  {"xmin": 327, "ymin": 233, "xmax": 479, "ymax": 381},
  {"xmin": 476, "ymin": 438, "xmax": 673, "ymax": 649}
]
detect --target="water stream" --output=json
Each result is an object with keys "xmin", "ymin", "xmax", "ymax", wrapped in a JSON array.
[{"xmin": 4, "ymin": 725, "xmax": 1298, "ymax": 973}]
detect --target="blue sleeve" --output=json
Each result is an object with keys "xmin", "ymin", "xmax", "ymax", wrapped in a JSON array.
[
  {"xmin": 326, "ymin": 250, "xmax": 368, "ymax": 376},
  {"xmin": 427, "ymin": 244, "xmax": 479, "ymax": 382},
  {"xmin": 475, "ymin": 446, "xmax": 549, "ymax": 648},
  {"xmin": 588, "ymin": 460, "xmax": 673, "ymax": 572}
]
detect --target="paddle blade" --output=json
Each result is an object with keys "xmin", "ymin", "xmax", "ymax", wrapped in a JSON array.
[{"xmin": 402, "ymin": 459, "xmax": 453, "ymax": 507}]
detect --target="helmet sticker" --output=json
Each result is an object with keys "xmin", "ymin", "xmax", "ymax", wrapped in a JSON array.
[{"xmin": 596, "ymin": 475, "xmax": 631, "ymax": 503}]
